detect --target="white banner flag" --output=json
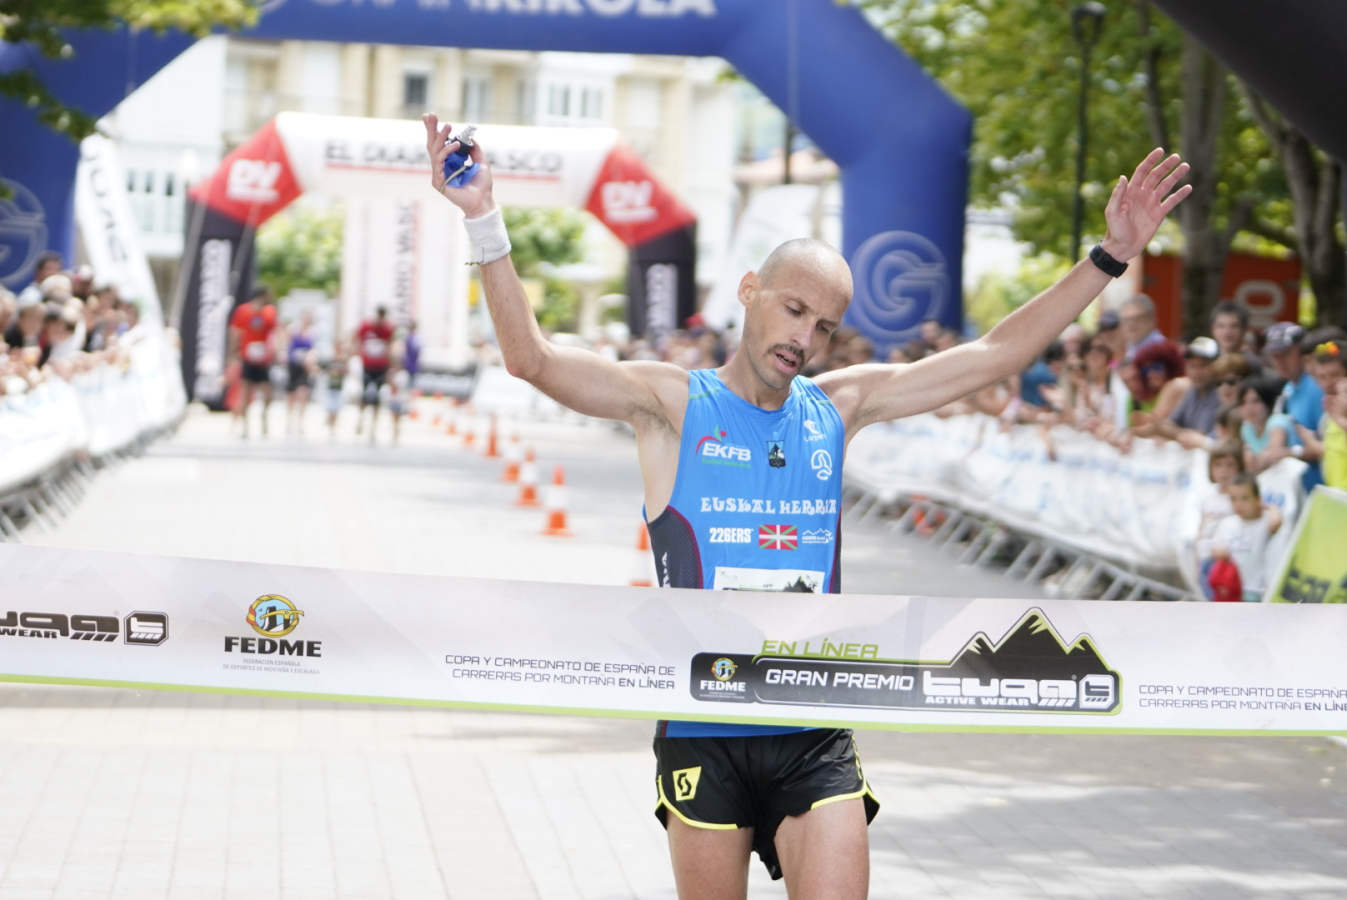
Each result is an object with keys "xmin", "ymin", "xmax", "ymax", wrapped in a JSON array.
[
  {"xmin": 2, "ymin": 546, "xmax": 1345, "ymax": 735},
  {"xmin": 74, "ymin": 134, "xmax": 162, "ymax": 327}
]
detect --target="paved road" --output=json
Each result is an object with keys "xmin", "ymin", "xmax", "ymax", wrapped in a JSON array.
[{"xmin": 3, "ymin": 401, "xmax": 1346, "ymax": 899}]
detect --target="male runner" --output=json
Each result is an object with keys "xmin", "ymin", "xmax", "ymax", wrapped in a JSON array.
[
  {"xmin": 423, "ymin": 114, "xmax": 1190, "ymax": 899},
  {"xmin": 355, "ymin": 305, "xmax": 395, "ymax": 442},
  {"xmin": 228, "ymin": 286, "xmax": 278, "ymax": 438}
]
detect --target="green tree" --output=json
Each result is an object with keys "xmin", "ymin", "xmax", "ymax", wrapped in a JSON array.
[
  {"xmin": 502, "ymin": 206, "xmax": 588, "ymax": 332},
  {"xmin": 255, "ymin": 202, "xmax": 343, "ymax": 300},
  {"xmin": 1, "ymin": 0, "xmax": 257, "ymax": 143},
  {"xmin": 858, "ymin": 0, "xmax": 1338, "ymax": 330}
]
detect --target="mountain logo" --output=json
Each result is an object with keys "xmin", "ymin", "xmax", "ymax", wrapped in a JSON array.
[{"xmin": 690, "ymin": 608, "xmax": 1120, "ymax": 714}]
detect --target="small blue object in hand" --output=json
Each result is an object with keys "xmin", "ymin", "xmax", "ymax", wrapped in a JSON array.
[{"xmin": 443, "ymin": 125, "xmax": 479, "ymax": 188}]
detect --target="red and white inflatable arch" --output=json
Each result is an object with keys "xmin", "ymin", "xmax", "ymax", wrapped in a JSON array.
[{"xmin": 179, "ymin": 112, "xmax": 696, "ymax": 404}]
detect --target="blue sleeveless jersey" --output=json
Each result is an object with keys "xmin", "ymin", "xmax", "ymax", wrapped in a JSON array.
[{"xmin": 648, "ymin": 369, "xmax": 844, "ymax": 738}]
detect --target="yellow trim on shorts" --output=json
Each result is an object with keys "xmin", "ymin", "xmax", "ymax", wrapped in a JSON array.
[
  {"xmin": 808, "ymin": 784, "xmax": 876, "ymax": 811},
  {"xmin": 654, "ymin": 775, "xmax": 739, "ymax": 831}
]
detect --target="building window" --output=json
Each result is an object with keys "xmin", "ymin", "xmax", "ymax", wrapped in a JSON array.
[
  {"xmin": 547, "ymin": 83, "xmax": 570, "ymax": 118},
  {"xmin": 403, "ymin": 72, "xmax": 429, "ymax": 111},
  {"xmin": 515, "ymin": 78, "xmax": 536, "ymax": 124},
  {"xmin": 580, "ymin": 86, "xmax": 603, "ymax": 121},
  {"xmin": 462, "ymin": 73, "xmax": 490, "ymax": 122}
]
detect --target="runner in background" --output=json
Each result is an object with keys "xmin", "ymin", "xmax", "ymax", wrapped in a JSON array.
[
  {"xmin": 285, "ymin": 309, "xmax": 318, "ymax": 437},
  {"xmin": 322, "ymin": 339, "xmax": 349, "ymax": 442},
  {"xmin": 355, "ymin": 306, "xmax": 394, "ymax": 443},
  {"xmin": 228, "ymin": 286, "xmax": 278, "ymax": 439}
]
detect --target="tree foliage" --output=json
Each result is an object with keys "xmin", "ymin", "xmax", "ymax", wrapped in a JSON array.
[
  {"xmin": 502, "ymin": 206, "xmax": 589, "ymax": 332},
  {"xmin": 857, "ymin": 0, "xmax": 1341, "ymax": 329},
  {"xmin": 255, "ymin": 202, "xmax": 343, "ymax": 300},
  {"xmin": 0, "ymin": 0, "xmax": 257, "ymax": 142}
]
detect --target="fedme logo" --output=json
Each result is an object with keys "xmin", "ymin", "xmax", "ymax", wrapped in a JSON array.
[{"xmin": 227, "ymin": 159, "xmax": 282, "ymax": 204}]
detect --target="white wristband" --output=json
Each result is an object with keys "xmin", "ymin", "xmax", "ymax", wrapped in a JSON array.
[{"xmin": 463, "ymin": 207, "xmax": 512, "ymax": 265}]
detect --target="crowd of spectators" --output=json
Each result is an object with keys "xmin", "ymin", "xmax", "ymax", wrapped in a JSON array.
[
  {"xmin": 0, "ymin": 251, "xmax": 148, "ymax": 398},
  {"xmin": 580, "ymin": 293, "xmax": 1343, "ymax": 602}
]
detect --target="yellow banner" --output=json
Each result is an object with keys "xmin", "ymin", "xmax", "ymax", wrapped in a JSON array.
[{"xmin": 1267, "ymin": 487, "xmax": 1347, "ymax": 603}]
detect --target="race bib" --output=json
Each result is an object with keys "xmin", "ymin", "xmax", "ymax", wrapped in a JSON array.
[
  {"xmin": 363, "ymin": 338, "xmax": 388, "ymax": 359},
  {"xmin": 713, "ymin": 567, "xmax": 825, "ymax": 593},
  {"xmin": 244, "ymin": 342, "xmax": 270, "ymax": 363}
]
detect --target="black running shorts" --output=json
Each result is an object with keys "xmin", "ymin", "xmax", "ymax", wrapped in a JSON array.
[
  {"xmin": 241, "ymin": 362, "xmax": 271, "ymax": 385},
  {"xmin": 652, "ymin": 728, "xmax": 879, "ymax": 880},
  {"xmin": 361, "ymin": 367, "xmax": 388, "ymax": 405}
]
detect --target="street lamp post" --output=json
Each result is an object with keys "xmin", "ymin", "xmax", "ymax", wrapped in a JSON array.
[{"xmin": 1070, "ymin": 2, "xmax": 1107, "ymax": 262}]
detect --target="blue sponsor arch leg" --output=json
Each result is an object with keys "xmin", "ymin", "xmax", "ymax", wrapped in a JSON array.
[{"xmin": 0, "ymin": 0, "xmax": 969, "ymax": 347}]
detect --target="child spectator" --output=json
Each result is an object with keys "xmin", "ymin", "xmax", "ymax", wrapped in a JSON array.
[
  {"xmin": 1202, "ymin": 473, "xmax": 1283, "ymax": 603},
  {"xmin": 1193, "ymin": 439, "xmax": 1245, "ymax": 598}
]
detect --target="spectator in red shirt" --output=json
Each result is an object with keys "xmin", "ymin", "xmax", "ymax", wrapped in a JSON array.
[
  {"xmin": 229, "ymin": 285, "xmax": 278, "ymax": 438},
  {"xmin": 355, "ymin": 305, "xmax": 395, "ymax": 442}
]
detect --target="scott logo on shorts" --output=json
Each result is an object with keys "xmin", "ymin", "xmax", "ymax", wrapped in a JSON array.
[{"xmin": 672, "ymin": 766, "xmax": 701, "ymax": 801}]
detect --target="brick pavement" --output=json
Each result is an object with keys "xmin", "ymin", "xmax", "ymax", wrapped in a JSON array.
[{"xmin": 3, "ymin": 402, "xmax": 1347, "ymax": 899}]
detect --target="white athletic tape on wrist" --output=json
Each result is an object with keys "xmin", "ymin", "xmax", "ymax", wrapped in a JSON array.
[{"xmin": 464, "ymin": 207, "xmax": 512, "ymax": 265}]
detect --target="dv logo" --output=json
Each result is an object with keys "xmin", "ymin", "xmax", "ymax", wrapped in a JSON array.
[
  {"xmin": 601, "ymin": 180, "xmax": 656, "ymax": 223},
  {"xmin": 227, "ymin": 159, "xmax": 283, "ymax": 204}
]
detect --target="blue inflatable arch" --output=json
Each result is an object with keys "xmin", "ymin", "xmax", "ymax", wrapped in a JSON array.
[{"xmin": 0, "ymin": 0, "xmax": 970, "ymax": 347}]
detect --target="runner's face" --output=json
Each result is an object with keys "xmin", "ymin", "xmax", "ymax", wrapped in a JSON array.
[{"xmin": 743, "ymin": 267, "xmax": 848, "ymax": 390}]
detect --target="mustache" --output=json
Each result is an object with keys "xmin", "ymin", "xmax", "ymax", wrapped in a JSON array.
[{"xmin": 769, "ymin": 344, "xmax": 804, "ymax": 365}]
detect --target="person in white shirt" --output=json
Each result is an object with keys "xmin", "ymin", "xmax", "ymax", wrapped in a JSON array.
[{"xmin": 1204, "ymin": 473, "xmax": 1283, "ymax": 602}]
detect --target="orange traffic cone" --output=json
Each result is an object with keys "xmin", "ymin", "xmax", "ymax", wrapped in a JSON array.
[
  {"xmin": 484, "ymin": 414, "xmax": 500, "ymax": 459},
  {"xmin": 501, "ymin": 433, "xmax": 522, "ymax": 483},
  {"xmin": 515, "ymin": 450, "xmax": 540, "ymax": 507},
  {"xmin": 542, "ymin": 466, "xmax": 572, "ymax": 537},
  {"xmin": 630, "ymin": 522, "xmax": 654, "ymax": 586}
]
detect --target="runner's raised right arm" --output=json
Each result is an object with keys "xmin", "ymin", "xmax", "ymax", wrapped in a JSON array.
[{"xmin": 423, "ymin": 114, "xmax": 686, "ymax": 428}]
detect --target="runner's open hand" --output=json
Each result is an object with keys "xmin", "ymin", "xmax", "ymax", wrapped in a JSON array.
[
  {"xmin": 423, "ymin": 113, "xmax": 495, "ymax": 218},
  {"xmin": 1100, "ymin": 148, "xmax": 1192, "ymax": 262}
]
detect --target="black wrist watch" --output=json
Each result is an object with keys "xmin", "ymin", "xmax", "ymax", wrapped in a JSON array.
[{"xmin": 1089, "ymin": 243, "xmax": 1128, "ymax": 277}]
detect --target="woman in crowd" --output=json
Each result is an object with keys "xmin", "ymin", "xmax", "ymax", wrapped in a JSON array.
[{"xmin": 1238, "ymin": 375, "xmax": 1298, "ymax": 473}]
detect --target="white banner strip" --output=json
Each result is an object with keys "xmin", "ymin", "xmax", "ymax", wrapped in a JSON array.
[{"xmin": 3, "ymin": 546, "xmax": 1345, "ymax": 735}]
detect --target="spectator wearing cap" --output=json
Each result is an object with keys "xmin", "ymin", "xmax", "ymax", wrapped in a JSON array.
[
  {"xmin": 1019, "ymin": 340, "xmax": 1066, "ymax": 409},
  {"xmin": 1156, "ymin": 337, "xmax": 1224, "ymax": 439},
  {"xmin": 1265, "ymin": 321, "xmax": 1324, "ymax": 491},
  {"xmin": 1293, "ymin": 339, "xmax": 1347, "ymax": 490},
  {"xmin": 1093, "ymin": 309, "xmax": 1125, "ymax": 361},
  {"xmin": 1120, "ymin": 294, "xmax": 1166, "ymax": 363},
  {"xmin": 1265, "ymin": 322, "xmax": 1323, "ymax": 431}
]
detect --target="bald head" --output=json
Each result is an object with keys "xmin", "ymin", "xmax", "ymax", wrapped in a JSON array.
[{"xmin": 757, "ymin": 239, "xmax": 852, "ymax": 300}]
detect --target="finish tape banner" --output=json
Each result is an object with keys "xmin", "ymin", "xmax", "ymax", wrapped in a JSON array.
[{"xmin": 2, "ymin": 545, "xmax": 1345, "ymax": 736}]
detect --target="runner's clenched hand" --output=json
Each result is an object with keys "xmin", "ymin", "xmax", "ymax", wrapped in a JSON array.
[{"xmin": 423, "ymin": 113, "xmax": 495, "ymax": 218}]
